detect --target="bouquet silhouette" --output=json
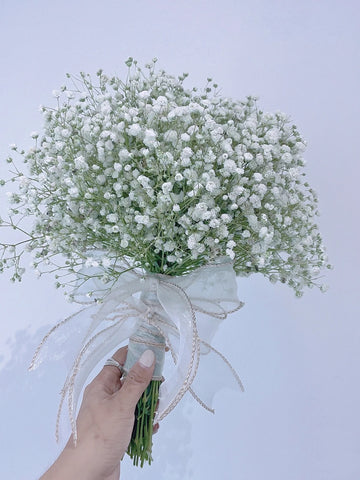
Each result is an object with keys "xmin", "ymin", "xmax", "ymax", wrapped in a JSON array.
[{"xmin": 0, "ymin": 58, "xmax": 330, "ymax": 466}]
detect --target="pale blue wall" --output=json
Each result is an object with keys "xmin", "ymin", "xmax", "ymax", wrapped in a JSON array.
[{"xmin": 0, "ymin": 1, "xmax": 359, "ymax": 479}]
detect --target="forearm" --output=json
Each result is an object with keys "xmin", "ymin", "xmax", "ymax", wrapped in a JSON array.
[
  {"xmin": 40, "ymin": 438, "xmax": 120, "ymax": 480},
  {"xmin": 40, "ymin": 443, "xmax": 95, "ymax": 480}
]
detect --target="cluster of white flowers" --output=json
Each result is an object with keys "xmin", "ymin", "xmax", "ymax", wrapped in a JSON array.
[{"xmin": 0, "ymin": 58, "xmax": 330, "ymax": 295}]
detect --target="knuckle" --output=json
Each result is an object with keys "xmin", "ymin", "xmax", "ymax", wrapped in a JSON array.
[
  {"xmin": 83, "ymin": 377, "xmax": 102, "ymax": 396},
  {"xmin": 83, "ymin": 383, "xmax": 94, "ymax": 397}
]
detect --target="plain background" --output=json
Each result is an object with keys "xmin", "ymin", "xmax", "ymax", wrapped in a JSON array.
[{"xmin": 0, "ymin": 1, "xmax": 359, "ymax": 479}]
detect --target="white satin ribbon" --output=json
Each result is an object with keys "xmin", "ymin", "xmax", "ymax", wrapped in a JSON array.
[{"xmin": 30, "ymin": 257, "xmax": 245, "ymax": 442}]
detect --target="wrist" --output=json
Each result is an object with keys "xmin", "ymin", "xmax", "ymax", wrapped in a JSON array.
[{"xmin": 41, "ymin": 436, "xmax": 103, "ymax": 480}]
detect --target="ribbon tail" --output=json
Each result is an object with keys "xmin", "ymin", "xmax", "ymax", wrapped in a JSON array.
[
  {"xmin": 58, "ymin": 315, "xmax": 139, "ymax": 443},
  {"xmin": 188, "ymin": 340, "xmax": 244, "ymax": 415},
  {"xmin": 29, "ymin": 304, "xmax": 97, "ymax": 371},
  {"xmin": 201, "ymin": 341, "xmax": 244, "ymax": 392},
  {"xmin": 188, "ymin": 386, "xmax": 215, "ymax": 413},
  {"xmin": 154, "ymin": 281, "xmax": 200, "ymax": 423}
]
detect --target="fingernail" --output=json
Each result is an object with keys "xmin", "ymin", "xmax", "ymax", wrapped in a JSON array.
[{"xmin": 139, "ymin": 349, "xmax": 155, "ymax": 368}]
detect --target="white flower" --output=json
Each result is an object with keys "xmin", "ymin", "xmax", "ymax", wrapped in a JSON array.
[
  {"xmin": 139, "ymin": 90, "xmax": 150, "ymax": 99},
  {"xmin": 181, "ymin": 157, "xmax": 191, "ymax": 167},
  {"xmin": 271, "ymin": 186, "xmax": 280, "ymax": 198},
  {"xmin": 105, "ymin": 140, "xmax": 114, "ymax": 150},
  {"xmin": 113, "ymin": 183, "xmax": 122, "ymax": 193},
  {"xmin": 258, "ymin": 257, "xmax": 265, "ymax": 267},
  {"xmin": 250, "ymin": 194, "xmax": 261, "ymax": 208},
  {"xmin": 223, "ymin": 159, "xmax": 237, "ymax": 173},
  {"xmin": 257, "ymin": 184, "xmax": 267, "ymax": 195},
  {"xmin": 85, "ymin": 258, "xmax": 99, "ymax": 268},
  {"xmin": 205, "ymin": 181, "xmax": 217, "ymax": 192},
  {"xmin": 153, "ymin": 95, "xmax": 168, "ymax": 112},
  {"xmin": 248, "ymin": 215, "xmax": 258, "ymax": 230},
  {"xmin": 181, "ymin": 147, "xmax": 193, "ymax": 159},
  {"xmin": 187, "ymin": 125, "xmax": 198, "ymax": 135},
  {"xmin": 211, "ymin": 127, "xmax": 223, "ymax": 143},
  {"xmin": 74, "ymin": 155, "xmax": 88, "ymax": 170},
  {"xmin": 288, "ymin": 167, "xmax": 299, "ymax": 179},
  {"xmin": 96, "ymin": 175, "xmax": 106, "ymax": 185},
  {"xmin": 259, "ymin": 227, "xmax": 268, "ymax": 238},
  {"xmin": 143, "ymin": 129, "xmax": 157, "ymax": 147},
  {"xmin": 162, "ymin": 182, "xmax": 173, "ymax": 194},
  {"xmin": 127, "ymin": 123, "xmax": 142, "ymax": 136},
  {"xmin": 164, "ymin": 130, "xmax": 177, "ymax": 143},
  {"xmin": 209, "ymin": 219, "xmax": 220, "ymax": 228},
  {"xmin": 101, "ymin": 257, "xmax": 112, "ymax": 268},
  {"xmin": 106, "ymin": 213, "xmax": 118, "ymax": 223},
  {"xmin": 134, "ymin": 214, "xmax": 151, "ymax": 226},
  {"xmin": 68, "ymin": 187, "xmax": 79, "ymax": 197},
  {"xmin": 163, "ymin": 240, "xmax": 176, "ymax": 251},
  {"xmin": 100, "ymin": 101, "xmax": 112, "ymax": 114},
  {"xmin": 265, "ymin": 128, "xmax": 280, "ymax": 144},
  {"xmin": 187, "ymin": 233, "xmax": 202, "ymax": 249},
  {"xmin": 226, "ymin": 248, "xmax": 235, "ymax": 260},
  {"xmin": 296, "ymin": 141, "xmax": 306, "ymax": 152},
  {"xmin": 281, "ymin": 152, "xmax": 292, "ymax": 163},
  {"xmin": 220, "ymin": 214, "xmax": 232, "ymax": 224},
  {"xmin": 62, "ymin": 129, "xmax": 71, "ymax": 138},
  {"xmin": 218, "ymin": 224, "xmax": 229, "ymax": 238},
  {"xmin": 138, "ymin": 175, "xmax": 151, "ymax": 187}
]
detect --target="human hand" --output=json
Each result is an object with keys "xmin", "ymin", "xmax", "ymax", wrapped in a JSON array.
[{"xmin": 41, "ymin": 346, "xmax": 156, "ymax": 480}]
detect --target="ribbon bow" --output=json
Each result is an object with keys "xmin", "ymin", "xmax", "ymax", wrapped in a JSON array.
[{"xmin": 30, "ymin": 258, "xmax": 244, "ymax": 441}]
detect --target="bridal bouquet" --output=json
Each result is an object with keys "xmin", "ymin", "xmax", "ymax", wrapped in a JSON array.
[{"xmin": 0, "ymin": 58, "xmax": 330, "ymax": 466}]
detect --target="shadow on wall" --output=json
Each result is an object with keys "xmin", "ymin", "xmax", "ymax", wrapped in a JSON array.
[{"xmin": 0, "ymin": 326, "xmax": 194, "ymax": 480}]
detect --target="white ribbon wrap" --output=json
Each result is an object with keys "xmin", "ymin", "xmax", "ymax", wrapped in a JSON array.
[{"xmin": 30, "ymin": 258, "xmax": 245, "ymax": 442}]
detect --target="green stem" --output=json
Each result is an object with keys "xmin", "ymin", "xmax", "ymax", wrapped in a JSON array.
[{"xmin": 127, "ymin": 379, "xmax": 161, "ymax": 467}]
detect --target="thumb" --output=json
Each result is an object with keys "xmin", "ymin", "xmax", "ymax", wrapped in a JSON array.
[{"xmin": 117, "ymin": 349, "xmax": 155, "ymax": 412}]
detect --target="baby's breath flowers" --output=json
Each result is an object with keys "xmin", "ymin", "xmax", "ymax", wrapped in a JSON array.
[
  {"xmin": 0, "ymin": 57, "xmax": 329, "ymax": 297},
  {"xmin": 0, "ymin": 58, "xmax": 330, "ymax": 466}
]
